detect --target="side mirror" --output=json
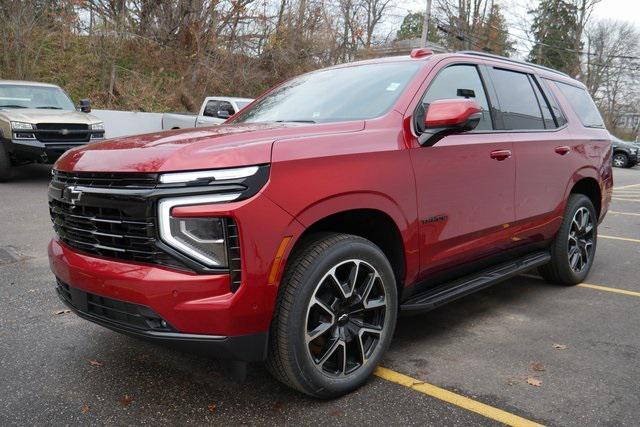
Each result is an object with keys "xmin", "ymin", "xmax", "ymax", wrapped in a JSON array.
[
  {"xmin": 418, "ymin": 98, "xmax": 482, "ymax": 146},
  {"xmin": 217, "ymin": 110, "xmax": 231, "ymax": 119},
  {"xmin": 79, "ymin": 99, "xmax": 91, "ymax": 113}
]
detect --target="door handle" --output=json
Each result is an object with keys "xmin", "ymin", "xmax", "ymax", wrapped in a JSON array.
[
  {"xmin": 555, "ymin": 146, "xmax": 571, "ymax": 155},
  {"xmin": 490, "ymin": 149, "xmax": 512, "ymax": 161}
]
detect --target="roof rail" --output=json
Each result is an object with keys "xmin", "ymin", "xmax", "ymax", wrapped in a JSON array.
[{"xmin": 457, "ymin": 51, "xmax": 571, "ymax": 78}]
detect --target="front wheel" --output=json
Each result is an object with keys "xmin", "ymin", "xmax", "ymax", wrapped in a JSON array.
[
  {"xmin": 539, "ymin": 194, "xmax": 597, "ymax": 285},
  {"xmin": 266, "ymin": 233, "xmax": 398, "ymax": 398}
]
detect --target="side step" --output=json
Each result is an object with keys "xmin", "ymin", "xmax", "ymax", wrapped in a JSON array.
[{"xmin": 400, "ymin": 251, "xmax": 551, "ymax": 313}]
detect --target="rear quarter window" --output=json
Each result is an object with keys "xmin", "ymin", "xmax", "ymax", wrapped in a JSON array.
[{"xmin": 553, "ymin": 81, "xmax": 604, "ymax": 128}]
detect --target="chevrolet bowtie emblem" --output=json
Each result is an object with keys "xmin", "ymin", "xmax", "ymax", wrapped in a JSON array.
[
  {"xmin": 63, "ymin": 186, "xmax": 83, "ymax": 205},
  {"xmin": 61, "ymin": 129, "xmax": 69, "ymax": 135}
]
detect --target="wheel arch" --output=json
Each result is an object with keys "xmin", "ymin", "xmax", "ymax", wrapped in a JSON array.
[
  {"xmin": 286, "ymin": 196, "xmax": 416, "ymax": 301},
  {"xmin": 570, "ymin": 176, "xmax": 602, "ymax": 220}
]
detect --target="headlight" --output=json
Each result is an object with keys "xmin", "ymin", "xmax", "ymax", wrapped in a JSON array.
[
  {"xmin": 158, "ymin": 193, "xmax": 241, "ymax": 267},
  {"xmin": 11, "ymin": 121, "xmax": 33, "ymax": 130},
  {"xmin": 91, "ymin": 122, "xmax": 105, "ymax": 131},
  {"xmin": 631, "ymin": 148, "xmax": 638, "ymax": 155}
]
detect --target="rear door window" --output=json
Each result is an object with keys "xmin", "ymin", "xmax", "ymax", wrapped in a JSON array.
[
  {"xmin": 553, "ymin": 81, "xmax": 604, "ymax": 128},
  {"xmin": 490, "ymin": 68, "xmax": 545, "ymax": 130},
  {"xmin": 421, "ymin": 64, "xmax": 493, "ymax": 130}
]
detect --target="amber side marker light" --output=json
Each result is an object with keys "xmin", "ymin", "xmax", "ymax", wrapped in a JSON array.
[{"xmin": 268, "ymin": 236, "xmax": 292, "ymax": 285}]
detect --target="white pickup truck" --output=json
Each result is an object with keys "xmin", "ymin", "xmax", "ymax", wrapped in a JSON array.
[{"xmin": 161, "ymin": 96, "xmax": 253, "ymax": 130}]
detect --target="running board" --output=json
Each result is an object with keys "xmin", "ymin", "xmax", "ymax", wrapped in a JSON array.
[{"xmin": 400, "ymin": 251, "xmax": 551, "ymax": 313}]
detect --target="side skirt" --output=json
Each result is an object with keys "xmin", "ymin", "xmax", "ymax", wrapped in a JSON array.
[{"xmin": 400, "ymin": 251, "xmax": 550, "ymax": 313}]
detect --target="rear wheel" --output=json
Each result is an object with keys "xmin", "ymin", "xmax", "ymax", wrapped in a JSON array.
[
  {"xmin": 0, "ymin": 146, "xmax": 13, "ymax": 182},
  {"xmin": 266, "ymin": 233, "xmax": 397, "ymax": 398},
  {"xmin": 539, "ymin": 194, "xmax": 597, "ymax": 285},
  {"xmin": 612, "ymin": 152, "xmax": 629, "ymax": 168}
]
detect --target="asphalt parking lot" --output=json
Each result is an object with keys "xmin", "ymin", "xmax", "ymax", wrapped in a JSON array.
[{"xmin": 1, "ymin": 164, "xmax": 639, "ymax": 426}]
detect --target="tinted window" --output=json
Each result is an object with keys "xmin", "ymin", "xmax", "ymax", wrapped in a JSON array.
[
  {"xmin": 491, "ymin": 68, "xmax": 544, "ymax": 130},
  {"xmin": 204, "ymin": 100, "xmax": 234, "ymax": 118},
  {"xmin": 554, "ymin": 81, "xmax": 604, "ymax": 128},
  {"xmin": 421, "ymin": 64, "xmax": 492, "ymax": 130},
  {"xmin": 233, "ymin": 62, "xmax": 422, "ymax": 124},
  {"xmin": 530, "ymin": 78, "xmax": 555, "ymax": 128},
  {"xmin": 540, "ymin": 79, "xmax": 567, "ymax": 127}
]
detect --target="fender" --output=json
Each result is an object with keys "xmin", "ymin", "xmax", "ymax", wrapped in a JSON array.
[{"xmin": 271, "ymin": 190, "xmax": 421, "ymax": 287}]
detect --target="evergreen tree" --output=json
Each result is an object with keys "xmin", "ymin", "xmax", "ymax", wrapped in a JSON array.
[
  {"xmin": 479, "ymin": 4, "xmax": 515, "ymax": 57},
  {"xmin": 528, "ymin": 0, "xmax": 581, "ymax": 75},
  {"xmin": 396, "ymin": 12, "xmax": 439, "ymax": 42}
]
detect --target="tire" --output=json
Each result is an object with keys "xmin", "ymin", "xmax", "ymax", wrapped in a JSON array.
[
  {"xmin": 0, "ymin": 146, "xmax": 12, "ymax": 182},
  {"xmin": 266, "ymin": 232, "xmax": 398, "ymax": 398},
  {"xmin": 612, "ymin": 152, "xmax": 628, "ymax": 168},
  {"xmin": 539, "ymin": 194, "xmax": 597, "ymax": 286}
]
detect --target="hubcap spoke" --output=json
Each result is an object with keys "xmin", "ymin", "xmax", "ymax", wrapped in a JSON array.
[
  {"xmin": 305, "ymin": 259, "xmax": 387, "ymax": 377},
  {"xmin": 567, "ymin": 207, "xmax": 595, "ymax": 273}
]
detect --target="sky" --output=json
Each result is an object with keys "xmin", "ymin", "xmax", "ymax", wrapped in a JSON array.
[{"xmin": 395, "ymin": 0, "xmax": 640, "ymax": 58}]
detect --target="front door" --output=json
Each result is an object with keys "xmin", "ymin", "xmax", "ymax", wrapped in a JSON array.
[{"xmin": 409, "ymin": 62, "xmax": 516, "ymax": 279}]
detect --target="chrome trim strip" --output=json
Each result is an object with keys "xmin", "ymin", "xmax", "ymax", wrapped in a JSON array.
[{"xmin": 159, "ymin": 166, "xmax": 259, "ymax": 184}]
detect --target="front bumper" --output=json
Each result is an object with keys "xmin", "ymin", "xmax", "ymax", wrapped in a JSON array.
[
  {"xmin": 55, "ymin": 280, "xmax": 267, "ymax": 361},
  {"xmin": 8, "ymin": 139, "xmax": 100, "ymax": 163}
]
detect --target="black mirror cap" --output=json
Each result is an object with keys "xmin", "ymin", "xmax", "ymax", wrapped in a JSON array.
[
  {"xmin": 418, "ymin": 112, "xmax": 482, "ymax": 147},
  {"xmin": 79, "ymin": 99, "xmax": 91, "ymax": 113}
]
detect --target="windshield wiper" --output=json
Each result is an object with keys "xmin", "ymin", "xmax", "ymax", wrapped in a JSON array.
[
  {"xmin": 36, "ymin": 106, "xmax": 63, "ymax": 109},
  {"xmin": 0, "ymin": 104, "xmax": 27, "ymax": 109},
  {"xmin": 274, "ymin": 119, "xmax": 316, "ymax": 123}
]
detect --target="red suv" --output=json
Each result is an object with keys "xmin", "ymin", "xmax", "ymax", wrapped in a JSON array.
[{"xmin": 49, "ymin": 50, "xmax": 612, "ymax": 398}]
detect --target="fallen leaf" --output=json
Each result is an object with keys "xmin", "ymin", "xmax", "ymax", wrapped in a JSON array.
[
  {"xmin": 54, "ymin": 309, "xmax": 71, "ymax": 315},
  {"xmin": 526, "ymin": 377, "xmax": 542, "ymax": 387},
  {"xmin": 273, "ymin": 401, "xmax": 283, "ymax": 411},
  {"xmin": 553, "ymin": 343, "xmax": 567, "ymax": 350},
  {"xmin": 81, "ymin": 404, "xmax": 90, "ymax": 414},
  {"xmin": 88, "ymin": 360, "xmax": 103, "ymax": 367},
  {"xmin": 207, "ymin": 402, "xmax": 217, "ymax": 413},
  {"xmin": 120, "ymin": 395, "xmax": 134, "ymax": 407},
  {"xmin": 531, "ymin": 362, "xmax": 545, "ymax": 372},
  {"xmin": 330, "ymin": 410, "xmax": 343, "ymax": 417}
]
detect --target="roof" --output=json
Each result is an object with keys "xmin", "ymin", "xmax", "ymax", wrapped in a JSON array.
[{"xmin": 0, "ymin": 80, "xmax": 60, "ymax": 88}]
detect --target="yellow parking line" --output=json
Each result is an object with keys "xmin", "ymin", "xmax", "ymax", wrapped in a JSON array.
[
  {"xmin": 520, "ymin": 274, "xmax": 640, "ymax": 298},
  {"xmin": 600, "ymin": 234, "xmax": 640, "ymax": 243},
  {"xmin": 374, "ymin": 367, "xmax": 543, "ymax": 427},
  {"xmin": 577, "ymin": 283, "xmax": 640, "ymax": 298},
  {"xmin": 613, "ymin": 183, "xmax": 640, "ymax": 190},
  {"xmin": 608, "ymin": 210, "xmax": 640, "ymax": 217}
]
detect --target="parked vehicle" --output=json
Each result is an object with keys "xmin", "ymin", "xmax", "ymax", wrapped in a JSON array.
[
  {"xmin": 49, "ymin": 49, "xmax": 612, "ymax": 398},
  {"xmin": 611, "ymin": 135, "xmax": 639, "ymax": 168},
  {"xmin": 0, "ymin": 80, "xmax": 104, "ymax": 181},
  {"xmin": 161, "ymin": 96, "xmax": 253, "ymax": 130}
]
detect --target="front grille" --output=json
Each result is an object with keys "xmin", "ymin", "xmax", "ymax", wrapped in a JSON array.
[
  {"xmin": 52, "ymin": 170, "xmax": 158, "ymax": 189},
  {"xmin": 57, "ymin": 280, "xmax": 174, "ymax": 331},
  {"xmin": 35, "ymin": 123, "xmax": 90, "ymax": 143},
  {"xmin": 49, "ymin": 197, "xmax": 185, "ymax": 269}
]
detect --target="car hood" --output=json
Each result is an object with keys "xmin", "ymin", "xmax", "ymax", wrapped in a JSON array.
[
  {"xmin": 54, "ymin": 121, "xmax": 365, "ymax": 173},
  {"xmin": 0, "ymin": 108, "xmax": 101, "ymax": 125}
]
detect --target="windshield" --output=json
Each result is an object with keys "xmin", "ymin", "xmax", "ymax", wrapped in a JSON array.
[
  {"xmin": 0, "ymin": 84, "xmax": 75, "ymax": 110},
  {"xmin": 233, "ymin": 62, "xmax": 422, "ymax": 124}
]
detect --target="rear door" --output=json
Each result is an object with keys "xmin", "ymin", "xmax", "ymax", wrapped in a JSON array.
[
  {"xmin": 485, "ymin": 65, "xmax": 581, "ymax": 244},
  {"xmin": 409, "ymin": 60, "xmax": 516, "ymax": 279}
]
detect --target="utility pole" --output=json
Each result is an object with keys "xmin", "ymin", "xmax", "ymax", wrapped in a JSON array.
[{"xmin": 420, "ymin": 0, "xmax": 432, "ymax": 48}]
